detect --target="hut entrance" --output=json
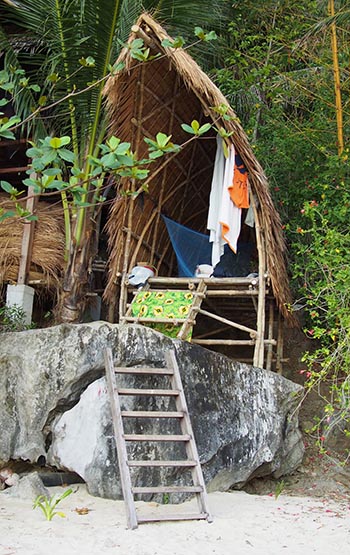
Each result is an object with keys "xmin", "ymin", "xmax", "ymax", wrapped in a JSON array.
[{"xmin": 102, "ymin": 13, "xmax": 296, "ymax": 372}]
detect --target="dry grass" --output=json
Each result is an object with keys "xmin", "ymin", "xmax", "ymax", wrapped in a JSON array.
[{"xmin": 0, "ymin": 195, "xmax": 65, "ymax": 289}]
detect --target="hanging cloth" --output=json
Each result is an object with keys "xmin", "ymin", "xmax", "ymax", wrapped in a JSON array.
[
  {"xmin": 219, "ymin": 144, "xmax": 242, "ymax": 255},
  {"xmin": 207, "ymin": 135, "xmax": 226, "ymax": 266},
  {"xmin": 230, "ymin": 154, "xmax": 250, "ymax": 209}
]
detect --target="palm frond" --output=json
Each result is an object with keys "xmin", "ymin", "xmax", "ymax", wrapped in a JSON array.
[{"xmin": 0, "ymin": 23, "xmax": 47, "ymax": 139}]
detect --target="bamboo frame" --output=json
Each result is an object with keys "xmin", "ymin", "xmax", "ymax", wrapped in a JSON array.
[
  {"xmin": 251, "ymin": 194, "xmax": 266, "ymax": 368},
  {"xmin": 266, "ymin": 300, "xmax": 275, "ymax": 372}
]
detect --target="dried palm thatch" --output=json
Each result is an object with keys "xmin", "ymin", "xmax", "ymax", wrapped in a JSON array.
[
  {"xmin": 0, "ymin": 195, "xmax": 65, "ymax": 290},
  {"xmin": 103, "ymin": 13, "xmax": 296, "ymax": 325}
]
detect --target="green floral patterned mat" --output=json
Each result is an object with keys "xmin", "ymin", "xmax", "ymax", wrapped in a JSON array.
[{"xmin": 131, "ymin": 290, "xmax": 194, "ymax": 339}]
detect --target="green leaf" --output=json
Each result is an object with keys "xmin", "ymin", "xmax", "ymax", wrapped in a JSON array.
[
  {"xmin": 194, "ymin": 26, "xmax": 206, "ymax": 40},
  {"xmin": 49, "ymin": 137, "xmax": 62, "ymax": 149},
  {"xmin": 40, "ymin": 151, "xmax": 58, "ymax": 165},
  {"xmin": 198, "ymin": 123, "xmax": 212, "ymax": 135},
  {"xmin": 106, "ymin": 136, "xmax": 121, "ymax": 151},
  {"xmin": 0, "ymin": 181, "xmax": 18, "ymax": 195},
  {"xmin": 43, "ymin": 168, "xmax": 62, "ymax": 177},
  {"xmin": 0, "ymin": 117, "xmax": 20, "ymax": 130},
  {"xmin": 38, "ymin": 96, "xmax": 47, "ymax": 107},
  {"xmin": 161, "ymin": 36, "xmax": 185, "ymax": 49},
  {"xmin": 26, "ymin": 147, "xmax": 42, "ymax": 158},
  {"xmin": 58, "ymin": 148, "xmax": 76, "ymax": 163},
  {"xmin": 47, "ymin": 73, "xmax": 59, "ymax": 83},
  {"xmin": 0, "ymin": 210, "xmax": 16, "ymax": 222},
  {"xmin": 155, "ymin": 132, "xmax": 172, "ymax": 148},
  {"xmin": 181, "ymin": 123, "xmax": 196, "ymax": 135},
  {"xmin": 79, "ymin": 56, "xmax": 95, "ymax": 67},
  {"xmin": 0, "ymin": 130, "xmax": 16, "ymax": 140},
  {"xmin": 108, "ymin": 61, "xmax": 125, "ymax": 75},
  {"xmin": 149, "ymin": 150, "xmax": 164, "ymax": 159},
  {"xmin": 49, "ymin": 136, "xmax": 70, "ymax": 149}
]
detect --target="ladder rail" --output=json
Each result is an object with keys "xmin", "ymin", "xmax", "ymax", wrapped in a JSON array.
[
  {"xmin": 166, "ymin": 350, "xmax": 213, "ymax": 522},
  {"xmin": 103, "ymin": 347, "xmax": 138, "ymax": 530}
]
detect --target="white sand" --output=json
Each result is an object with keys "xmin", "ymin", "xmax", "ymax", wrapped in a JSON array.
[{"xmin": 1, "ymin": 485, "xmax": 350, "ymax": 555}]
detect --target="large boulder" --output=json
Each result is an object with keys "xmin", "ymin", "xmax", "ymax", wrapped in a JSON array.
[{"xmin": 0, "ymin": 322, "xmax": 304, "ymax": 499}]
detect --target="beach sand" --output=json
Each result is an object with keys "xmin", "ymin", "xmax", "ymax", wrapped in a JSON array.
[{"xmin": 1, "ymin": 484, "xmax": 350, "ymax": 555}]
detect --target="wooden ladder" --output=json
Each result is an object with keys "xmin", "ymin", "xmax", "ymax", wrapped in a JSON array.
[{"xmin": 103, "ymin": 347, "xmax": 212, "ymax": 529}]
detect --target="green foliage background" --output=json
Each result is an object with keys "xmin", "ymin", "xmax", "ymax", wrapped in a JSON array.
[{"xmin": 216, "ymin": 0, "xmax": 350, "ymax": 449}]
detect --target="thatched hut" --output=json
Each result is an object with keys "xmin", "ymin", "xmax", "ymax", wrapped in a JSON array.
[
  {"xmin": 0, "ymin": 194, "xmax": 65, "ymax": 289},
  {"xmin": 102, "ymin": 13, "xmax": 296, "ymax": 371}
]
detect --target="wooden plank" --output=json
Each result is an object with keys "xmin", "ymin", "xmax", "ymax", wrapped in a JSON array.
[
  {"xmin": 132, "ymin": 486, "xmax": 203, "ymax": 494},
  {"xmin": 121, "ymin": 410, "xmax": 183, "ymax": 418},
  {"xmin": 118, "ymin": 388, "xmax": 179, "ymax": 396},
  {"xmin": 124, "ymin": 434, "xmax": 191, "ymax": 442},
  {"xmin": 128, "ymin": 460, "xmax": 196, "ymax": 467},
  {"xmin": 121, "ymin": 316, "xmax": 191, "ymax": 324},
  {"xmin": 104, "ymin": 348, "xmax": 138, "ymax": 530},
  {"xmin": 137, "ymin": 513, "xmax": 208, "ymax": 523},
  {"xmin": 115, "ymin": 366, "xmax": 173, "ymax": 375}
]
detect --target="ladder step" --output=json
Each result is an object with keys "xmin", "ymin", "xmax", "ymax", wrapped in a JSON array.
[
  {"xmin": 137, "ymin": 513, "xmax": 208, "ymax": 523},
  {"xmin": 122, "ymin": 411, "xmax": 184, "ymax": 418},
  {"xmin": 114, "ymin": 367, "xmax": 173, "ymax": 375},
  {"xmin": 128, "ymin": 460, "xmax": 197, "ymax": 467},
  {"xmin": 132, "ymin": 486, "xmax": 203, "ymax": 494},
  {"xmin": 124, "ymin": 434, "xmax": 191, "ymax": 442},
  {"xmin": 118, "ymin": 388, "xmax": 179, "ymax": 396}
]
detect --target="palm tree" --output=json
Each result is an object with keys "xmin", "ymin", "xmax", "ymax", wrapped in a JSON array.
[{"xmin": 0, "ymin": 0, "xmax": 230, "ymax": 322}]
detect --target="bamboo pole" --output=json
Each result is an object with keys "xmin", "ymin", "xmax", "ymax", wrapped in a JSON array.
[
  {"xmin": 266, "ymin": 300, "xmax": 274, "ymax": 372},
  {"xmin": 119, "ymin": 65, "xmax": 145, "ymax": 320},
  {"xmin": 17, "ymin": 186, "xmax": 38, "ymax": 285},
  {"xmin": 251, "ymin": 194, "xmax": 266, "ymax": 368},
  {"xmin": 150, "ymin": 77, "xmax": 178, "ymax": 264},
  {"xmin": 328, "ymin": 0, "xmax": 344, "ymax": 155},
  {"xmin": 198, "ymin": 308, "xmax": 257, "ymax": 337},
  {"xmin": 276, "ymin": 312, "xmax": 284, "ymax": 375}
]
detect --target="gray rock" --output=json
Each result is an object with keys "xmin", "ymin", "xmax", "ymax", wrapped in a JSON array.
[
  {"xmin": 2, "ymin": 472, "xmax": 49, "ymax": 499},
  {"xmin": 0, "ymin": 322, "xmax": 304, "ymax": 499}
]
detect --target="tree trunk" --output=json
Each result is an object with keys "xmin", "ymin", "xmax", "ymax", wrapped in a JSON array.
[{"xmin": 56, "ymin": 222, "xmax": 96, "ymax": 323}]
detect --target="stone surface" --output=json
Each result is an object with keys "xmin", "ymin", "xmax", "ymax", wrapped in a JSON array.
[
  {"xmin": 2, "ymin": 472, "xmax": 49, "ymax": 499},
  {"xmin": 0, "ymin": 322, "xmax": 304, "ymax": 499}
]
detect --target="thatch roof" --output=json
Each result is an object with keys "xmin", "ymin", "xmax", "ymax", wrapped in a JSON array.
[
  {"xmin": 0, "ymin": 195, "xmax": 65, "ymax": 289},
  {"xmin": 103, "ymin": 13, "xmax": 295, "ymax": 324}
]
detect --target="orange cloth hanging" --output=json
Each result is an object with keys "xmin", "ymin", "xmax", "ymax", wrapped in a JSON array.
[{"xmin": 229, "ymin": 154, "xmax": 249, "ymax": 209}]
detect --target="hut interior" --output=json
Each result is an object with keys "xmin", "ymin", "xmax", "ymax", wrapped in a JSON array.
[{"xmin": 102, "ymin": 14, "xmax": 296, "ymax": 372}]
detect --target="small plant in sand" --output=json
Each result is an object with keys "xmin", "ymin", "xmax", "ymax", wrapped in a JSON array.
[
  {"xmin": 33, "ymin": 488, "xmax": 73, "ymax": 521},
  {"xmin": 274, "ymin": 480, "xmax": 285, "ymax": 500}
]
